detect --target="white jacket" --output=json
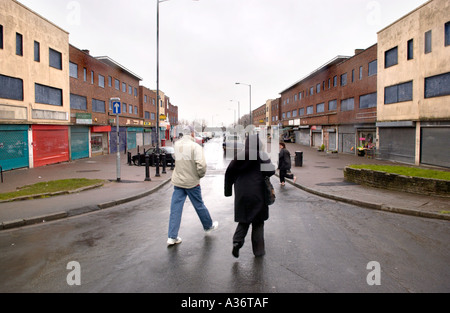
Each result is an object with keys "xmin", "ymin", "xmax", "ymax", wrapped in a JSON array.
[{"xmin": 171, "ymin": 135, "xmax": 207, "ymax": 189}]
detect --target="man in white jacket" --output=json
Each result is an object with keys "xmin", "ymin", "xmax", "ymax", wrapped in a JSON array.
[{"xmin": 167, "ymin": 125, "xmax": 218, "ymax": 246}]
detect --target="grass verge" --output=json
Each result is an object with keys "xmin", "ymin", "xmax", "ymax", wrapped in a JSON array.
[
  {"xmin": 0, "ymin": 178, "xmax": 104, "ymax": 201},
  {"xmin": 349, "ymin": 165, "xmax": 450, "ymax": 181}
]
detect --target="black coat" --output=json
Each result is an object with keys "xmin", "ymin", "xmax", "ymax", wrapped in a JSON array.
[
  {"xmin": 225, "ymin": 136, "xmax": 276, "ymax": 224},
  {"xmin": 278, "ymin": 148, "xmax": 291, "ymax": 171}
]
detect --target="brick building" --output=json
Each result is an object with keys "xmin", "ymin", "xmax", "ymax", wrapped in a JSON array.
[
  {"xmin": 69, "ymin": 45, "xmax": 143, "ymax": 158},
  {"xmin": 279, "ymin": 44, "xmax": 378, "ymax": 154}
]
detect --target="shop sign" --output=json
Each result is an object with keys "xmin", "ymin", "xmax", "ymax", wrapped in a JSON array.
[{"xmin": 76, "ymin": 113, "xmax": 92, "ymax": 125}]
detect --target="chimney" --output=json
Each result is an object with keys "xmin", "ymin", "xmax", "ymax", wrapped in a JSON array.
[
  {"xmin": 82, "ymin": 49, "xmax": 90, "ymax": 55},
  {"xmin": 355, "ymin": 49, "xmax": 364, "ymax": 55}
]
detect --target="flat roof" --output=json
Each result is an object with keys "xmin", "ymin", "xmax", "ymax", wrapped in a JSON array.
[
  {"xmin": 96, "ymin": 56, "xmax": 143, "ymax": 81},
  {"xmin": 280, "ymin": 55, "xmax": 350, "ymax": 94}
]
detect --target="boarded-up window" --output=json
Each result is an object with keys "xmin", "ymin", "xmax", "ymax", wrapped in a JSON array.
[
  {"xmin": 70, "ymin": 94, "xmax": 87, "ymax": 110},
  {"xmin": 359, "ymin": 92, "xmax": 377, "ymax": 109},
  {"xmin": 35, "ymin": 83, "xmax": 62, "ymax": 106},
  {"xmin": 92, "ymin": 99, "xmax": 105, "ymax": 113},
  {"xmin": 425, "ymin": 72, "xmax": 450, "ymax": 98},
  {"xmin": 385, "ymin": 81, "xmax": 413, "ymax": 104},
  {"xmin": 49, "ymin": 48, "xmax": 62, "ymax": 69},
  {"xmin": 0, "ymin": 74, "xmax": 23, "ymax": 101}
]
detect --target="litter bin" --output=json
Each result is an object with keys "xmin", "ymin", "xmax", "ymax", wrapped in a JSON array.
[
  {"xmin": 161, "ymin": 139, "xmax": 166, "ymax": 147},
  {"xmin": 295, "ymin": 151, "xmax": 303, "ymax": 167}
]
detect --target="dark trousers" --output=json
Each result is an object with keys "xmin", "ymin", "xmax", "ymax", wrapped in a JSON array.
[
  {"xmin": 279, "ymin": 169, "xmax": 294, "ymax": 183},
  {"xmin": 233, "ymin": 222, "xmax": 265, "ymax": 257}
]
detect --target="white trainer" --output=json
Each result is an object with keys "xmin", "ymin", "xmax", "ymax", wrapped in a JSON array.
[
  {"xmin": 205, "ymin": 221, "xmax": 219, "ymax": 233},
  {"xmin": 167, "ymin": 237, "xmax": 182, "ymax": 246}
]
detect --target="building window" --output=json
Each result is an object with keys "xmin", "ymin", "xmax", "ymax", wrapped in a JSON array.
[
  {"xmin": 298, "ymin": 92, "xmax": 302, "ymax": 100},
  {"xmin": 134, "ymin": 106, "xmax": 138, "ymax": 115},
  {"xmin": 407, "ymin": 39, "xmax": 414, "ymax": 60},
  {"xmin": 145, "ymin": 111, "xmax": 150, "ymax": 119},
  {"xmin": 83, "ymin": 68, "xmax": 87, "ymax": 82},
  {"xmin": 134, "ymin": 88, "xmax": 138, "ymax": 97},
  {"xmin": 368, "ymin": 60, "xmax": 377, "ymax": 76},
  {"xmin": 0, "ymin": 25, "xmax": 3, "ymax": 49},
  {"xmin": 91, "ymin": 71, "xmax": 94, "ymax": 84},
  {"xmin": 333, "ymin": 76, "xmax": 337, "ymax": 87},
  {"xmin": 384, "ymin": 81, "xmax": 413, "ymax": 104},
  {"xmin": 287, "ymin": 111, "xmax": 291, "ymax": 118},
  {"xmin": 70, "ymin": 93, "xmax": 87, "ymax": 110},
  {"xmin": 151, "ymin": 112, "xmax": 156, "ymax": 120},
  {"xmin": 310, "ymin": 87, "xmax": 314, "ymax": 96},
  {"xmin": 425, "ymin": 72, "xmax": 450, "ymax": 98},
  {"xmin": 98, "ymin": 75, "xmax": 105, "ymax": 88},
  {"xmin": 306, "ymin": 105, "xmax": 314, "ymax": 115},
  {"xmin": 0, "ymin": 74, "xmax": 23, "ymax": 101},
  {"xmin": 49, "ymin": 48, "xmax": 62, "ymax": 70},
  {"xmin": 292, "ymin": 110, "xmax": 297, "ymax": 117},
  {"xmin": 69, "ymin": 62, "xmax": 78, "ymax": 78},
  {"xmin": 129, "ymin": 86, "xmax": 132, "ymax": 95},
  {"xmin": 294, "ymin": 94, "xmax": 297, "ymax": 101},
  {"xmin": 445, "ymin": 22, "xmax": 450, "ymax": 47},
  {"xmin": 92, "ymin": 99, "xmax": 105, "ymax": 113},
  {"xmin": 34, "ymin": 41, "xmax": 40, "ymax": 62},
  {"xmin": 352, "ymin": 69, "xmax": 355, "ymax": 83},
  {"xmin": 282, "ymin": 112, "xmax": 286, "ymax": 119},
  {"xmin": 299, "ymin": 108, "xmax": 304, "ymax": 116},
  {"xmin": 341, "ymin": 73, "xmax": 347, "ymax": 86},
  {"xmin": 316, "ymin": 83, "xmax": 321, "ymax": 94},
  {"xmin": 359, "ymin": 66, "xmax": 363, "ymax": 80},
  {"xmin": 144, "ymin": 95, "xmax": 148, "ymax": 103},
  {"xmin": 328, "ymin": 99, "xmax": 337, "ymax": 111},
  {"xmin": 129, "ymin": 104, "xmax": 133, "ymax": 114},
  {"xmin": 108, "ymin": 76, "xmax": 112, "ymax": 87},
  {"xmin": 16, "ymin": 33, "xmax": 23, "ymax": 56},
  {"xmin": 359, "ymin": 92, "xmax": 377, "ymax": 109},
  {"xmin": 316, "ymin": 102, "xmax": 325, "ymax": 113},
  {"xmin": 425, "ymin": 30, "xmax": 432, "ymax": 54},
  {"xmin": 35, "ymin": 83, "xmax": 63, "ymax": 106},
  {"xmin": 385, "ymin": 47, "xmax": 398, "ymax": 68},
  {"xmin": 115, "ymin": 79, "xmax": 120, "ymax": 90},
  {"xmin": 341, "ymin": 98, "xmax": 354, "ymax": 111},
  {"xmin": 122, "ymin": 103, "xmax": 126, "ymax": 114}
]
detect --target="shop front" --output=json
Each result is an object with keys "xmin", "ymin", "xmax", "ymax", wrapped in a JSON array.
[
  {"xmin": 0, "ymin": 125, "xmax": 29, "ymax": 171},
  {"xmin": 91, "ymin": 126, "xmax": 111, "ymax": 156},
  {"xmin": 32, "ymin": 125, "xmax": 69, "ymax": 168},
  {"xmin": 70, "ymin": 126, "xmax": 89, "ymax": 160}
]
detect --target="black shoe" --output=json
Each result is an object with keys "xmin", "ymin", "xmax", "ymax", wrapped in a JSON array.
[{"xmin": 232, "ymin": 243, "xmax": 241, "ymax": 258}]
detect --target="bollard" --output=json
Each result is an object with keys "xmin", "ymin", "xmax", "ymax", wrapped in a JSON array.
[
  {"xmin": 0, "ymin": 165, "xmax": 3, "ymax": 183},
  {"xmin": 155, "ymin": 152, "xmax": 161, "ymax": 177},
  {"xmin": 295, "ymin": 151, "xmax": 303, "ymax": 167},
  {"xmin": 145, "ymin": 155, "xmax": 151, "ymax": 181},
  {"xmin": 162, "ymin": 153, "xmax": 167, "ymax": 174},
  {"xmin": 127, "ymin": 152, "xmax": 132, "ymax": 166}
]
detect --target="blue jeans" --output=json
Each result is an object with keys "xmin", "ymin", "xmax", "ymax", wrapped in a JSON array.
[{"xmin": 168, "ymin": 185, "xmax": 213, "ymax": 239}]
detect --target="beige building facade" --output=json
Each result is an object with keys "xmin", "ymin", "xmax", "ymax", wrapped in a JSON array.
[
  {"xmin": 377, "ymin": 0, "xmax": 450, "ymax": 167},
  {"xmin": 0, "ymin": 0, "xmax": 70, "ymax": 170}
]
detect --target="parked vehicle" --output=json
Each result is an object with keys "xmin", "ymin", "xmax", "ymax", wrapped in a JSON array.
[
  {"xmin": 223, "ymin": 134, "xmax": 245, "ymax": 155},
  {"xmin": 132, "ymin": 147, "xmax": 175, "ymax": 167}
]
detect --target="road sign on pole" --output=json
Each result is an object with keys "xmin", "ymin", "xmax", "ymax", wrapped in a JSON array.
[{"xmin": 111, "ymin": 98, "xmax": 121, "ymax": 182}]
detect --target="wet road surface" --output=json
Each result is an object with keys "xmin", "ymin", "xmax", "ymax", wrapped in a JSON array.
[{"xmin": 0, "ymin": 139, "xmax": 449, "ymax": 293}]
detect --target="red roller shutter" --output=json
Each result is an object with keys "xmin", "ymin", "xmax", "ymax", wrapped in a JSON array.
[{"xmin": 32, "ymin": 125, "xmax": 69, "ymax": 167}]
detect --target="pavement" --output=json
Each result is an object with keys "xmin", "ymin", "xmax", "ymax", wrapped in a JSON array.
[{"xmin": 0, "ymin": 140, "xmax": 449, "ymax": 231}]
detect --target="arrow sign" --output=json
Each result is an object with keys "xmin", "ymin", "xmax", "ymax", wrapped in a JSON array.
[{"xmin": 113, "ymin": 101, "xmax": 121, "ymax": 115}]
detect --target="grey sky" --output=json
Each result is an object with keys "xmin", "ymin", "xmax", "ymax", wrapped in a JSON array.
[{"xmin": 19, "ymin": 0, "xmax": 427, "ymax": 126}]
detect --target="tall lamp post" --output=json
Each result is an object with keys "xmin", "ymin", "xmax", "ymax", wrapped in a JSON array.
[{"xmin": 235, "ymin": 82, "xmax": 252, "ymax": 126}]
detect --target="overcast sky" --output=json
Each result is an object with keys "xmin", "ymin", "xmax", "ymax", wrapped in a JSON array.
[{"xmin": 19, "ymin": 0, "xmax": 427, "ymax": 126}]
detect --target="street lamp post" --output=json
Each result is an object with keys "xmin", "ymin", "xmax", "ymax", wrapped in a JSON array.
[{"xmin": 235, "ymin": 82, "xmax": 252, "ymax": 126}]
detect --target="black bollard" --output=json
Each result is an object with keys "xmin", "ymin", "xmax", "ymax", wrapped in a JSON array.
[
  {"xmin": 0, "ymin": 165, "xmax": 3, "ymax": 183},
  {"xmin": 127, "ymin": 152, "xmax": 132, "ymax": 166},
  {"xmin": 145, "ymin": 154, "xmax": 151, "ymax": 181},
  {"xmin": 162, "ymin": 153, "xmax": 167, "ymax": 174},
  {"xmin": 155, "ymin": 153, "xmax": 161, "ymax": 177}
]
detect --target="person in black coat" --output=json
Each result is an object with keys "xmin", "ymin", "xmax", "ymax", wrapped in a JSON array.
[
  {"xmin": 278, "ymin": 142, "xmax": 297, "ymax": 186},
  {"xmin": 225, "ymin": 135, "xmax": 276, "ymax": 258}
]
